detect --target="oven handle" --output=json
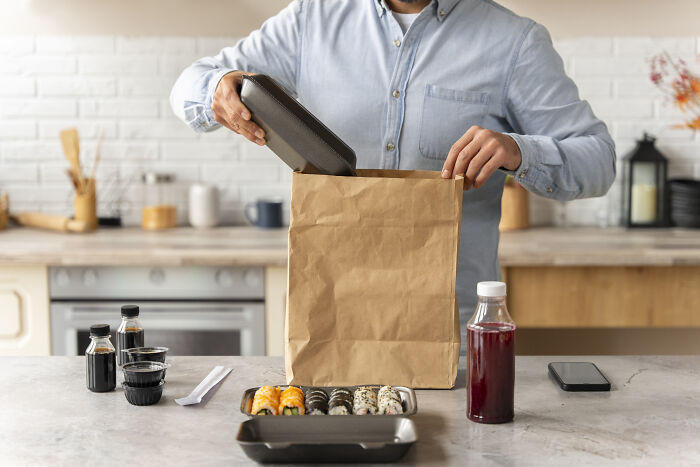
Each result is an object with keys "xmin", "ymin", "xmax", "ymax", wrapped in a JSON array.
[{"xmin": 52, "ymin": 301, "xmax": 265, "ymax": 330}]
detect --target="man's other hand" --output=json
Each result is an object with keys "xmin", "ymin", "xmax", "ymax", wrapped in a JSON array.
[
  {"xmin": 441, "ymin": 126, "xmax": 522, "ymax": 190},
  {"xmin": 212, "ymin": 71, "xmax": 266, "ymax": 145}
]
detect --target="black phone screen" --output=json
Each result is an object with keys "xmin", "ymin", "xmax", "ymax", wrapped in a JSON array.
[{"xmin": 548, "ymin": 362, "xmax": 611, "ymax": 391}]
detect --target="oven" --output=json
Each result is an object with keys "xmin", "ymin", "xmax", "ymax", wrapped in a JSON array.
[{"xmin": 50, "ymin": 266, "xmax": 266, "ymax": 356}]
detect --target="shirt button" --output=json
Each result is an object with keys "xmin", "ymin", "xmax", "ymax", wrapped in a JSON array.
[
  {"xmin": 519, "ymin": 169, "xmax": 527, "ymax": 178},
  {"xmin": 393, "ymin": 39, "xmax": 401, "ymax": 47},
  {"xmin": 386, "ymin": 142, "xmax": 395, "ymax": 151},
  {"xmin": 392, "ymin": 90, "xmax": 400, "ymax": 98},
  {"xmin": 439, "ymin": 10, "xmax": 446, "ymax": 17},
  {"xmin": 546, "ymin": 187, "xmax": 553, "ymax": 193}
]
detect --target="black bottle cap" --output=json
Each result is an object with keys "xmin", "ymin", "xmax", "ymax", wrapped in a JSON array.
[
  {"xmin": 90, "ymin": 324, "xmax": 110, "ymax": 337},
  {"xmin": 121, "ymin": 305, "xmax": 140, "ymax": 318}
]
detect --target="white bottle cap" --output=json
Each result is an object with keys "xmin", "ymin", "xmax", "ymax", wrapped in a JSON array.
[{"xmin": 477, "ymin": 281, "xmax": 506, "ymax": 297}]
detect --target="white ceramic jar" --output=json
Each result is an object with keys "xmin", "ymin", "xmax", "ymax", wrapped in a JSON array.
[{"xmin": 188, "ymin": 184, "xmax": 220, "ymax": 229}]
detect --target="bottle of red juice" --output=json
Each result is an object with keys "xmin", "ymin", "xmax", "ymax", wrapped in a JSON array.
[{"xmin": 467, "ymin": 281, "xmax": 515, "ymax": 423}]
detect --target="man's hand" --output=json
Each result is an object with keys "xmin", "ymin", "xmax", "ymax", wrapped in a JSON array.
[
  {"xmin": 211, "ymin": 71, "xmax": 266, "ymax": 145},
  {"xmin": 441, "ymin": 126, "xmax": 521, "ymax": 190}
]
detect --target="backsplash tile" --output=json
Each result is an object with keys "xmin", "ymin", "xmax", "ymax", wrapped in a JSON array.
[{"xmin": 0, "ymin": 34, "xmax": 698, "ymax": 227}]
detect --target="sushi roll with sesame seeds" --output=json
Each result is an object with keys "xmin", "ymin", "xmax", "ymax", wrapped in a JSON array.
[
  {"xmin": 304, "ymin": 388, "xmax": 329, "ymax": 415},
  {"xmin": 352, "ymin": 386, "xmax": 378, "ymax": 415},
  {"xmin": 378, "ymin": 385, "xmax": 403, "ymax": 415},
  {"xmin": 328, "ymin": 388, "xmax": 353, "ymax": 415}
]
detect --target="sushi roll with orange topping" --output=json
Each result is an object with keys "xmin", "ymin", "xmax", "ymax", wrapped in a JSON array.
[
  {"xmin": 251, "ymin": 386, "xmax": 281, "ymax": 416},
  {"xmin": 278, "ymin": 386, "xmax": 305, "ymax": 415}
]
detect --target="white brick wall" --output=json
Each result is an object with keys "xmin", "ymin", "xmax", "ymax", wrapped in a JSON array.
[{"xmin": 0, "ymin": 35, "xmax": 698, "ymax": 227}]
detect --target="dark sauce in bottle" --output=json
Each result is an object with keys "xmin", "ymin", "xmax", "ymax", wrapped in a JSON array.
[
  {"xmin": 467, "ymin": 322, "xmax": 515, "ymax": 424},
  {"xmin": 117, "ymin": 328, "xmax": 144, "ymax": 366},
  {"xmin": 87, "ymin": 348, "xmax": 116, "ymax": 392}
]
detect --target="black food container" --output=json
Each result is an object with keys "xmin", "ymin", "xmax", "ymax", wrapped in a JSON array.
[
  {"xmin": 237, "ymin": 416, "xmax": 417, "ymax": 463},
  {"xmin": 123, "ymin": 381, "xmax": 164, "ymax": 406},
  {"xmin": 121, "ymin": 361, "xmax": 167, "ymax": 387}
]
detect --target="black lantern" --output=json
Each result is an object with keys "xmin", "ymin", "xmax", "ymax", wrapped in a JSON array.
[{"xmin": 621, "ymin": 133, "xmax": 669, "ymax": 228}]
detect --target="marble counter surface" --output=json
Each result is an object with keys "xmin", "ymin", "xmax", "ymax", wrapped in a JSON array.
[
  {"xmin": 498, "ymin": 227, "xmax": 700, "ymax": 266},
  {"xmin": 0, "ymin": 225, "xmax": 699, "ymax": 266},
  {"xmin": 0, "ymin": 355, "xmax": 698, "ymax": 466},
  {"xmin": 0, "ymin": 226, "xmax": 288, "ymax": 266}
]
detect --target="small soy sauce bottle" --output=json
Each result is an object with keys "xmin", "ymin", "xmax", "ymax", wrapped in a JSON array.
[
  {"xmin": 86, "ymin": 324, "xmax": 116, "ymax": 392},
  {"xmin": 117, "ymin": 305, "xmax": 144, "ymax": 366}
]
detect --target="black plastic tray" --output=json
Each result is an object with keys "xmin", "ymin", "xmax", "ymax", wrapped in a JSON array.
[
  {"xmin": 236, "ymin": 416, "xmax": 417, "ymax": 463},
  {"xmin": 240, "ymin": 385, "xmax": 417, "ymax": 417},
  {"xmin": 239, "ymin": 74, "xmax": 357, "ymax": 177}
]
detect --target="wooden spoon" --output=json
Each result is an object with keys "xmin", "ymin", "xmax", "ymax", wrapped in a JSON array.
[{"xmin": 59, "ymin": 128, "xmax": 85, "ymax": 193}]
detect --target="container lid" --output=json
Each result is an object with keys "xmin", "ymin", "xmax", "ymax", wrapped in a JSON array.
[
  {"xmin": 477, "ymin": 281, "xmax": 506, "ymax": 297},
  {"xmin": 90, "ymin": 324, "xmax": 110, "ymax": 337},
  {"xmin": 121, "ymin": 304, "xmax": 140, "ymax": 317}
]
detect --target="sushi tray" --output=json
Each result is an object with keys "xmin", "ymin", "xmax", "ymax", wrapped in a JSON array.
[
  {"xmin": 239, "ymin": 385, "xmax": 418, "ymax": 417},
  {"xmin": 236, "ymin": 415, "xmax": 417, "ymax": 463}
]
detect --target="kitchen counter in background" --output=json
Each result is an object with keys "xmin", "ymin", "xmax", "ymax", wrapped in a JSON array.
[
  {"xmin": 0, "ymin": 226, "xmax": 699, "ymax": 266},
  {"xmin": 1, "ymin": 355, "xmax": 698, "ymax": 465},
  {"xmin": 0, "ymin": 226, "xmax": 288, "ymax": 266},
  {"xmin": 1, "ymin": 226, "xmax": 700, "ymax": 356}
]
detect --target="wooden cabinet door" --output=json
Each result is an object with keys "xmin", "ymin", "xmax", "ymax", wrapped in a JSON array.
[{"xmin": 0, "ymin": 266, "xmax": 50, "ymax": 355}]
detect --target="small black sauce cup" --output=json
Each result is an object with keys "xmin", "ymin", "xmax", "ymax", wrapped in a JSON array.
[
  {"xmin": 122, "ymin": 346, "xmax": 169, "ymax": 364},
  {"xmin": 121, "ymin": 361, "xmax": 168, "ymax": 387}
]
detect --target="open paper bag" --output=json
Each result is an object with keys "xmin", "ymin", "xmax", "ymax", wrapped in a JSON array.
[{"xmin": 285, "ymin": 169, "xmax": 464, "ymax": 388}]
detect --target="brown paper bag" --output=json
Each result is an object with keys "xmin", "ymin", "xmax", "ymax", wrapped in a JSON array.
[{"xmin": 285, "ymin": 169, "xmax": 464, "ymax": 389}]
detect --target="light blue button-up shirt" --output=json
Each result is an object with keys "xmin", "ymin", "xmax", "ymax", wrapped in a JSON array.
[{"xmin": 171, "ymin": 0, "xmax": 616, "ymax": 324}]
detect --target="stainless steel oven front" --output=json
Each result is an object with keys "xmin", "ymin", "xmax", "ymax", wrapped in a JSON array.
[{"xmin": 49, "ymin": 266, "xmax": 266, "ymax": 356}]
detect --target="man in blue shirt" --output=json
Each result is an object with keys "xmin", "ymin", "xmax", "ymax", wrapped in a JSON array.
[{"xmin": 171, "ymin": 0, "xmax": 616, "ymax": 342}]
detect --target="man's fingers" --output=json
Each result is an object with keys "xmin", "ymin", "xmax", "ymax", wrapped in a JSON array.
[
  {"xmin": 465, "ymin": 140, "xmax": 497, "ymax": 183},
  {"xmin": 452, "ymin": 138, "xmax": 482, "ymax": 178},
  {"xmin": 473, "ymin": 155, "xmax": 503, "ymax": 189},
  {"xmin": 227, "ymin": 111, "xmax": 265, "ymax": 139},
  {"xmin": 442, "ymin": 126, "xmax": 478, "ymax": 178}
]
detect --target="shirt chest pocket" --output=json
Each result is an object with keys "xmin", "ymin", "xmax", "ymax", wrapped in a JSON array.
[{"xmin": 419, "ymin": 84, "xmax": 490, "ymax": 160}]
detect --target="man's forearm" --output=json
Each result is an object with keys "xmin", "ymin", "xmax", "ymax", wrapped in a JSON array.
[{"xmin": 506, "ymin": 131, "xmax": 616, "ymax": 201}]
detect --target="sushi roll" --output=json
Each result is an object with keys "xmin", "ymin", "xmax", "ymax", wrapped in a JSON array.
[
  {"xmin": 278, "ymin": 386, "xmax": 305, "ymax": 415},
  {"xmin": 251, "ymin": 386, "xmax": 280, "ymax": 416},
  {"xmin": 328, "ymin": 388, "xmax": 353, "ymax": 415},
  {"xmin": 304, "ymin": 388, "xmax": 329, "ymax": 415},
  {"xmin": 378, "ymin": 386, "xmax": 403, "ymax": 415},
  {"xmin": 353, "ymin": 386, "xmax": 378, "ymax": 415}
]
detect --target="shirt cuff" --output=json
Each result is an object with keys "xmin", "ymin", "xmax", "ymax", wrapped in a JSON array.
[{"xmin": 501, "ymin": 132, "xmax": 536, "ymax": 186}]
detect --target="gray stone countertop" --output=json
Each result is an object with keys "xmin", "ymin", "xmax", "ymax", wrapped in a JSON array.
[
  {"xmin": 1, "ymin": 225, "xmax": 699, "ymax": 266},
  {"xmin": 1, "ymin": 355, "xmax": 698, "ymax": 466}
]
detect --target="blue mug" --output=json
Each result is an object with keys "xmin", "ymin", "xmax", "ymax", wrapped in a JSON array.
[{"xmin": 245, "ymin": 198, "xmax": 284, "ymax": 229}]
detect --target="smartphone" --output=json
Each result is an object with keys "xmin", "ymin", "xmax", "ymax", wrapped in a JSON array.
[{"xmin": 548, "ymin": 362, "xmax": 611, "ymax": 391}]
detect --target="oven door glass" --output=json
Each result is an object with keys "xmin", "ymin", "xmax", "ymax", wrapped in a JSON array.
[{"xmin": 52, "ymin": 301, "xmax": 265, "ymax": 356}]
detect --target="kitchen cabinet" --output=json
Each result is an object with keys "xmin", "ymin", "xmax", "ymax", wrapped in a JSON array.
[
  {"xmin": 0, "ymin": 265, "xmax": 50, "ymax": 355},
  {"xmin": 505, "ymin": 266, "xmax": 700, "ymax": 327},
  {"xmin": 264, "ymin": 265, "xmax": 286, "ymax": 356}
]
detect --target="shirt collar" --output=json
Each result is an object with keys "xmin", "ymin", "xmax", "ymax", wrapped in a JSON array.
[{"xmin": 373, "ymin": 0, "xmax": 461, "ymax": 22}]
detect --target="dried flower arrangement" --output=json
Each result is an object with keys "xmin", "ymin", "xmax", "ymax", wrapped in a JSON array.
[{"xmin": 650, "ymin": 52, "xmax": 700, "ymax": 130}]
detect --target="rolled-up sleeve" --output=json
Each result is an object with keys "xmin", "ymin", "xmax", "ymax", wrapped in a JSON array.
[
  {"xmin": 503, "ymin": 23, "xmax": 616, "ymax": 201},
  {"xmin": 170, "ymin": 0, "xmax": 304, "ymax": 132}
]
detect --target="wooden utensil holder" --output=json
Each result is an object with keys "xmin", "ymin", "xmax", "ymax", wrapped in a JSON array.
[
  {"xmin": 499, "ymin": 182, "xmax": 530, "ymax": 232},
  {"xmin": 74, "ymin": 178, "xmax": 98, "ymax": 231}
]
